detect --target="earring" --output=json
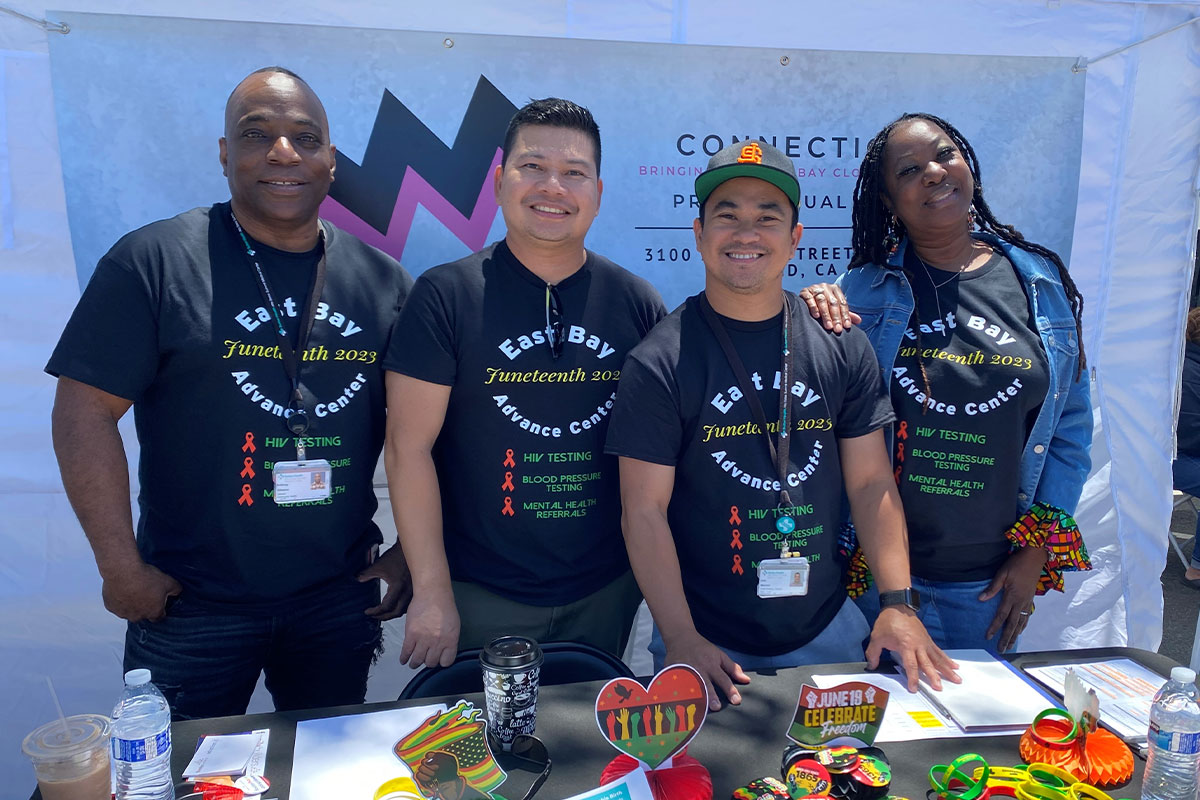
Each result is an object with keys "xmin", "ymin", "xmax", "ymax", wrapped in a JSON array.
[
  {"xmin": 967, "ymin": 205, "xmax": 978, "ymax": 231},
  {"xmin": 883, "ymin": 213, "xmax": 900, "ymax": 255}
]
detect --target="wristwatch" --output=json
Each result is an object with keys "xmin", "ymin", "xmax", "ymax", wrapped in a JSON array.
[{"xmin": 878, "ymin": 588, "xmax": 920, "ymax": 612}]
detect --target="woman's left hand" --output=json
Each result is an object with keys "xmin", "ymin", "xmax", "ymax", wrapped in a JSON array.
[
  {"xmin": 798, "ymin": 283, "xmax": 860, "ymax": 333},
  {"xmin": 979, "ymin": 546, "xmax": 1047, "ymax": 652}
]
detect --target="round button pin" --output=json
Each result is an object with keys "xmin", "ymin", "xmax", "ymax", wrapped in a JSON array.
[{"xmin": 786, "ymin": 758, "xmax": 833, "ymax": 796}]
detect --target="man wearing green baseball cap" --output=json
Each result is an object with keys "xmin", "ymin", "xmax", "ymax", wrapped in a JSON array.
[{"xmin": 606, "ymin": 140, "xmax": 958, "ymax": 709}]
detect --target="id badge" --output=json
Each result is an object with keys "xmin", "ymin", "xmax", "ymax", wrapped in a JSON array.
[
  {"xmin": 757, "ymin": 557, "xmax": 810, "ymax": 598},
  {"xmin": 272, "ymin": 459, "xmax": 332, "ymax": 504}
]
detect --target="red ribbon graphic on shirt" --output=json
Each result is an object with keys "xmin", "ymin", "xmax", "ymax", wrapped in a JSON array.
[
  {"xmin": 896, "ymin": 421, "xmax": 909, "ymax": 440},
  {"xmin": 501, "ymin": 496, "xmax": 515, "ymax": 516},
  {"xmin": 896, "ymin": 443, "xmax": 905, "ymax": 461},
  {"xmin": 731, "ymin": 554, "xmax": 744, "ymax": 575},
  {"xmin": 240, "ymin": 457, "xmax": 255, "ymax": 479},
  {"xmin": 238, "ymin": 484, "xmax": 254, "ymax": 506},
  {"xmin": 501, "ymin": 472, "xmax": 515, "ymax": 491},
  {"xmin": 730, "ymin": 529, "xmax": 742, "ymax": 550},
  {"xmin": 242, "ymin": 432, "xmax": 256, "ymax": 453},
  {"xmin": 503, "ymin": 449, "xmax": 516, "ymax": 468},
  {"xmin": 729, "ymin": 505, "xmax": 742, "ymax": 525}
]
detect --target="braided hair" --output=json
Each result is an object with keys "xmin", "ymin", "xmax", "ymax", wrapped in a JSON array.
[{"xmin": 848, "ymin": 112, "xmax": 1087, "ymax": 379}]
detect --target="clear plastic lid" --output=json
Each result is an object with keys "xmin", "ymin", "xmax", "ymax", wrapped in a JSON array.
[
  {"xmin": 1170, "ymin": 666, "xmax": 1197, "ymax": 684},
  {"xmin": 21, "ymin": 714, "xmax": 111, "ymax": 764},
  {"xmin": 124, "ymin": 668, "xmax": 152, "ymax": 686}
]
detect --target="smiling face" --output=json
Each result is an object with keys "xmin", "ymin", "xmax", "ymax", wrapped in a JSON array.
[
  {"xmin": 219, "ymin": 71, "xmax": 336, "ymax": 246},
  {"xmin": 880, "ymin": 119, "xmax": 975, "ymax": 239},
  {"xmin": 494, "ymin": 124, "xmax": 602, "ymax": 258},
  {"xmin": 694, "ymin": 176, "xmax": 803, "ymax": 303}
]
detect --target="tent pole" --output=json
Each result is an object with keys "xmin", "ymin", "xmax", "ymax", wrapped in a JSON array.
[{"xmin": 1073, "ymin": 14, "xmax": 1198, "ymax": 72}]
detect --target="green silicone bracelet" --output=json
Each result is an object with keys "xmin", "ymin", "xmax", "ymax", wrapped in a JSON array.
[
  {"xmin": 1031, "ymin": 708, "xmax": 1079, "ymax": 744},
  {"xmin": 929, "ymin": 754, "xmax": 990, "ymax": 800}
]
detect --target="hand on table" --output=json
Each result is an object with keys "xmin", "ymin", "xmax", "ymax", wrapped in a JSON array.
[
  {"xmin": 399, "ymin": 588, "xmax": 460, "ymax": 668},
  {"xmin": 980, "ymin": 545, "xmax": 1046, "ymax": 653},
  {"xmin": 799, "ymin": 283, "xmax": 860, "ymax": 333},
  {"xmin": 664, "ymin": 631, "xmax": 749, "ymax": 711},
  {"xmin": 358, "ymin": 543, "xmax": 415, "ymax": 621},
  {"xmin": 867, "ymin": 606, "xmax": 960, "ymax": 692},
  {"xmin": 102, "ymin": 560, "xmax": 181, "ymax": 623}
]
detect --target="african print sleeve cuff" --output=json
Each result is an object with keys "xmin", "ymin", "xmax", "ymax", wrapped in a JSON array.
[
  {"xmin": 1004, "ymin": 502, "xmax": 1092, "ymax": 594},
  {"xmin": 840, "ymin": 522, "xmax": 872, "ymax": 599}
]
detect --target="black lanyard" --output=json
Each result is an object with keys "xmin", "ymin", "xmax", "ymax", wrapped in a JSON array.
[
  {"xmin": 230, "ymin": 211, "xmax": 327, "ymax": 451},
  {"xmin": 699, "ymin": 292, "xmax": 795, "ymax": 511}
]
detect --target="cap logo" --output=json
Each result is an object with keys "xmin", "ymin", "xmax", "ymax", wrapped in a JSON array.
[{"xmin": 737, "ymin": 143, "xmax": 764, "ymax": 164}]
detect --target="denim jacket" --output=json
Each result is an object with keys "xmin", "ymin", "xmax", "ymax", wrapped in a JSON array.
[{"xmin": 835, "ymin": 234, "xmax": 1092, "ymax": 516}]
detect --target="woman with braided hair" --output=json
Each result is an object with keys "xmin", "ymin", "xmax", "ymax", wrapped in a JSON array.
[{"xmin": 802, "ymin": 112, "xmax": 1092, "ymax": 653}]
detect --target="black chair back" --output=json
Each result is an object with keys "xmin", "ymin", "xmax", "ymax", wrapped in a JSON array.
[{"xmin": 398, "ymin": 640, "xmax": 634, "ymax": 700}]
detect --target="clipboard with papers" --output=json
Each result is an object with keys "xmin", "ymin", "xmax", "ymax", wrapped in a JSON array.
[
  {"xmin": 813, "ymin": 649, "xmax": 1059, "ymax": 741},
  {"xmin": 901, "ymin": 649, "xmax": 1059, "ymax": 732}
]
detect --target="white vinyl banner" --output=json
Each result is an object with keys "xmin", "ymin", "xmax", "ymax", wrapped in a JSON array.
[
  {"xmin": 49, "ymin": 15, "xmax": 1084, "ymax": 307},
  {"xmin": 6, "ymin": 2, "xmax": 1195, "ymax": 791}
]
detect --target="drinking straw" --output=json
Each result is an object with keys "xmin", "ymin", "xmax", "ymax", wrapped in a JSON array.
[{"xmin": 45, "ymin": 676, "xmax": 72, "ymax": 742}]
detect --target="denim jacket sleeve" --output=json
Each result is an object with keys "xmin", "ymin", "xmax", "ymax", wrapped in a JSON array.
[
  {"xmin": 1002, "ymin": 238, "xmax": 1092, "ymax": 517},
  {"xmin": 1030, "ymin": 340, "xmax": 1091, "ymax": 515}
]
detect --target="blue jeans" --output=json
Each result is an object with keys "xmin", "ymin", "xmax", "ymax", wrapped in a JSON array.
[
  {"xmin": 855, "ymin": 576, "xmax": 1007, "ymax": 655},
  {"xmin": 124, "ymin": 577, "xmax": 382, "ymax": 720},
  {"xmin": 649, "ymin": 596, "xmax": 871, "ymax": 672},
  {"xmin": 1173, "ymin": 454, "xmax": 1200, "ymax": 568}
]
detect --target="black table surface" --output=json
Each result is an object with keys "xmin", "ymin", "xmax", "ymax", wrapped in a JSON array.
[{"xmin": 34, "ymin": 647, "xmax": 1175, "ymax": 800}]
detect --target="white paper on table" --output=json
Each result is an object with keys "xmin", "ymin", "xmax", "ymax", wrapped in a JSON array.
[
  {"xmin": 900, "ymin": 650, "xmax": 1055, "ymax": 731},
  {"xmin": 810, "ymin": 673, "xmax": 1009, "ymax": 742},
  {"xmin": 242, "ymin": 729, "xmax": 269, "ymax": 799},
  {"xmin": 183, "ymin": 730, "xmax": 263, "ymax": 778},
  {"xmin": 559, "ymin": 768, "xmax": 654, "ymax": 800},
  {"xmin": 1023, "ymin": 659, "xmax": 1162, "ymax": 740},
  {"xmin": 290, "ymin": 704, "xmax": 455, "ymax": 800},
  {"xmin": 245, "ymin": 728, "xmax": 269, "ymax": 777}
]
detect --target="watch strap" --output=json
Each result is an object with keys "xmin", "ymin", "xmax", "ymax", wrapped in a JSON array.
[{"xmin": 878, "ymin": 588, "xmax": 920, "ymax": 612}]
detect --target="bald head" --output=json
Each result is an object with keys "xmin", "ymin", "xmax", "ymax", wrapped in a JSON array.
[{"xmin": 224, "ymin": 67, "xmax": 329, "ymax": 140}]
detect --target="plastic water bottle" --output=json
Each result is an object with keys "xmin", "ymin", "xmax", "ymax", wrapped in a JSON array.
[
  {"xmin": 111, "ymin": 669, "xmax": 174, "ymax": 800},
  {"xmin": 1142, "ymin": 666, "xmax": 1200, "ymax": 800}
]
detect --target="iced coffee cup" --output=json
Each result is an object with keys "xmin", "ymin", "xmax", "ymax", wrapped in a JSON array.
[
  {"xmin": 22, "ymin": 713, "xmax": 112, "ymax": 800},
  {"xmin": 480, "ymin": 635, "xmax": 543, "ymax": 750}
]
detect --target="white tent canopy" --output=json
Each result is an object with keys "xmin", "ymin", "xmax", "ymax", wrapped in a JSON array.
[{"xmin": 2, "ymin": 0, "xmax": 1198, "ymax": 787}]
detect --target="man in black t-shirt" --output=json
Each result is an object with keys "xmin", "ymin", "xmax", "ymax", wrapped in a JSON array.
[
  {"xmin": 46, "ymin": 68, "xmax": 414, "ymax": 718},
  {"xmin": 606, "ymin": 141, "xmax": 956, "ymax": 708},
  {"xmin": 383, "ymin": 99, "xmax": 666, "ymax": 667}
]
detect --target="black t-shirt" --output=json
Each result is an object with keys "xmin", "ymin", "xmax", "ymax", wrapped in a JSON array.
[
  {"xmin": 1179, "ymin": 341, "xmax": 1200, "ymax": 458},
  {"xmin": 605, "ymin": 292, "xmax": 894, "ymax": 656},
  {"xmin": 46, "ymin": 203, "xmax": 413, "ymax": 610},
  {"xmin": 383, "ymin": 240, "xmax": 666, "ymax": 606},
  {"xmin": 890, "ymin": 250, "xmax": 1049, "ymax": 581}
]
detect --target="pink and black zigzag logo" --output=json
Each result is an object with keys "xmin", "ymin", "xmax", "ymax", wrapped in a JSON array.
[{"xmin": 320, "ymin": 76, "xmax": 517, "ymax": 263}]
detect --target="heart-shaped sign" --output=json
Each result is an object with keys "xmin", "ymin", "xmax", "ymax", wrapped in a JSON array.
[{"xmin": 594, "ymin": 664, "xmax": 708, "ymax": 769}]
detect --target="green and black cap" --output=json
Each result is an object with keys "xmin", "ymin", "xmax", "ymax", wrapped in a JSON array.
[{"xmin": 694, "ymin": 140, "xmax": 801, "ymax": 207}]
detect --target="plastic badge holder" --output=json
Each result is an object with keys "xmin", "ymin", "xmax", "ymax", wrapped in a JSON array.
[{"xmin": 757, "ymin": 555, "xmax": 810, "ymax": 598}]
